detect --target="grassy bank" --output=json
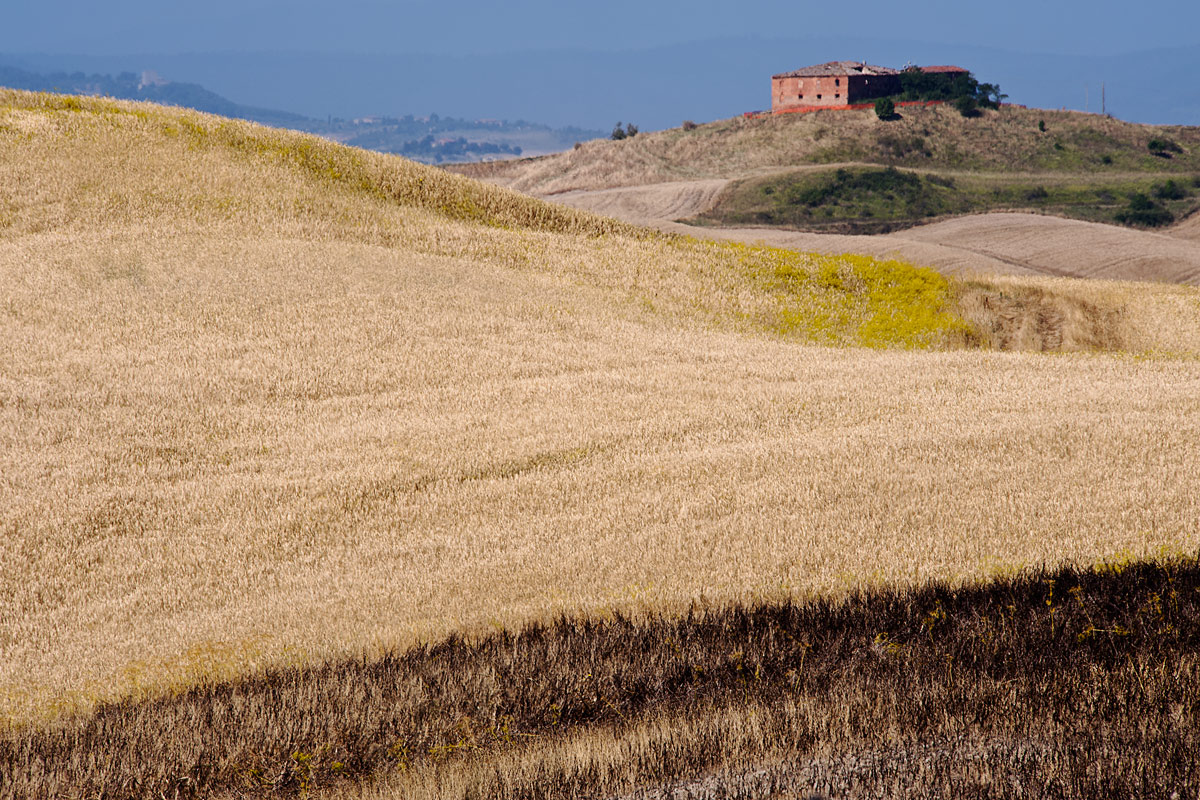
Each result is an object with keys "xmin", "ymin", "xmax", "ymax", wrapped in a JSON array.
[
  {"xmin": 696, "ymin": 165, "xmax": 1200, "ymax": 233},
  {"xmin": 4, "ymin": 556, "xmax": 1198, "ymax": 799}
]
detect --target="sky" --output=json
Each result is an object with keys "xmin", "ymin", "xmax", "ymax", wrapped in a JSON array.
[
  {"xmin": 3, "ymin": 0, "xmax": 1198, "ymax": 57},
  {"xmin": 3, "ymin": 1, "xmax": 1199, "ymax": 128}
]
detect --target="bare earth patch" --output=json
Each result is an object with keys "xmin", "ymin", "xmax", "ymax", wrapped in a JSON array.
[
  {"xmin": 548, "ymin": 179, "xmax": 729, "ymax": 226},
  {"xmin": 546, "ymin": 180, "xmax": 1200, "ymax": 285},
  {"xmin": 1170, "ymin": 210, "xmax": 1200, "ymax": 241}
]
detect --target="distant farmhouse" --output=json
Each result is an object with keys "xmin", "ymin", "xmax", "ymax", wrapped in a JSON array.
[{"xmin": 770, "ymin": 61, "xmax": 967, "ymax": 113}]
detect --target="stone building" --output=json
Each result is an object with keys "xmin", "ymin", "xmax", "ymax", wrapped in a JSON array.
[
  {"xmin": 769, "ymin": 62, "xmax": 969, "ymax": 113},
  {"xmin": 771, "ymin": 61, "xmax": 901, "ymax": 112}
]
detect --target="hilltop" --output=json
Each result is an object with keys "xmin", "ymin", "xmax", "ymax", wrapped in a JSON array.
[
  {"xmin": 456, "ymin": 104, "xmax": 1200, "ymax": 193},
  {"xmin": 3, "ymin": 90, "xmax": 1200, "ymax": 799},
  {"xmin": 452, "ymin": 104, "xmax": 1200, "ymax": 284}
]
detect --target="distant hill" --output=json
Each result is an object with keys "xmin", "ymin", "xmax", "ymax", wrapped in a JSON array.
[
  {"xmin": 0, "ymin": 63, "xmax": 311, "ymax": 128},
  {"xmin": 454, "ymin": 104, "xmax": 1200, "ymax": 193},
  {"xmin": 322, "ymin": 114, "xmax": 604, "ymax": 163},
  {"xmin": 452, "ymin": 104, "xmax": 1200, "ymax": 284},
  {"xmin": 0, "ymin": 62, "xmax": 603, "ymax": 163},
  {"xmin": 11, "ymin": 39, "xmax": 1199, "ymax": 131}
]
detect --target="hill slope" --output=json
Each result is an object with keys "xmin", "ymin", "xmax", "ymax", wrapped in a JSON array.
[
  {"xmin": 4, "ymin": 90, "xmax": 1200, "ymax": 798},
  {"xmin": 1172, "ymin": 210, "xmax": 1200, "ymax": 240},
  {"xmin": 458, "ymin": 105, "xmax": 1200, "ymax": 284},
  {"xmin": 456, "ymin": 105, "xmax": 1200, "ymax": 194}
]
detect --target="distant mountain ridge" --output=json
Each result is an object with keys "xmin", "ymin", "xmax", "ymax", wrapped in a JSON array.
[
  {"xmin": 0, "ymin": 63, "xmax": 311, "ymax": 128},
  {"xmin": 8, "ymin": 39, "xmax": 1199, "ymax": 131},
  {"xmin": 0, "ymin": 62, "xmax": 603, "ymax": 163}
]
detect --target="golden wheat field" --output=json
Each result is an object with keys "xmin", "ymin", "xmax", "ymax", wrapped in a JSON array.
[{"xmin": 3, "ymin": 86, "xmax": 1200, "ymax": 755}]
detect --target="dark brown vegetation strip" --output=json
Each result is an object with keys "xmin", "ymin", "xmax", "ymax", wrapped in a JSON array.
[{"xmin": 4, "ymin": 557, "xmax": 1200, "ymax": 799}]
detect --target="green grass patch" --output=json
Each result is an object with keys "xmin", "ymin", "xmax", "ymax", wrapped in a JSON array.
[{"xmin": 697, "ymin": 165, "xmax": 1200, "ymax": 233}]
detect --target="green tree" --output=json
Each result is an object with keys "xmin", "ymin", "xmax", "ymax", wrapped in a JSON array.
[
  {"xmin": 1116, "ymin": 192, "xmax": 1175, "ymax": 227},
  {"xmin": 874, "ymin": 97, "xmax": 896, "ymax": 120},
  {"xmin": 1153, "ymin": 179, "xmax": 1188, "ymax": 200},
  {"xmin": 955, "ymin": 95, "xmax": 980, "ymax": 117},
  {"xmin": 977, "ymin": 83, "xmax": 1007, "ymax": 109},
  {"xmin": 612, "ymin": 122, "xmax": 638, "ymax": 140}
]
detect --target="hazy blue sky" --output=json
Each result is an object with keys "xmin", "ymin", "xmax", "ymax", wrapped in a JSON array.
[{"xmin": 4, "ymin": 0, "xmax": 1198, "ymax": 57}]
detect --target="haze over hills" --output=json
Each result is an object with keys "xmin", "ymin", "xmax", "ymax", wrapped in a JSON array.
[
  {"xmin": 6, "ymin": 38, "xmax": 1200, "ymax": 131},
  {"xmin": 0, "ymin": 61, "xmax": 603, "ymax": 163}
]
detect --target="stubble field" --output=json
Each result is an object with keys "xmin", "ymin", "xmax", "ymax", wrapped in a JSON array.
[{"xmin": 3, "ymin": 90, "xmax": 1200, "ymax": 798}]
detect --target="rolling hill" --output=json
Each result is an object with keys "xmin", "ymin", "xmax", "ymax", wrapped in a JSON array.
[
  {"xmin": 454, "ymin": 104, "xmax": 1200, "ymax": 284},
  {"xmin": 456, "ymin": 105, "xmax": 1200, "ymax": 194},
  {"xmin": 3, "ymin": 90, "xmax": 1200, "ymax": 798}
]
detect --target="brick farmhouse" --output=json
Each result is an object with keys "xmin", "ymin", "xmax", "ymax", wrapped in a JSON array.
[{"xmin": 770, "ymin": 61, "xmax": 967, "ymax": 113}]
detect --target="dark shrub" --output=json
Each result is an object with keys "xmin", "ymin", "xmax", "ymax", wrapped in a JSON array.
[
  {"xmin": 1148, "ymin": 138, "xmax": 1183, "ymax": 157},
  {"xmin": 1116, "ymin": 192, "xmax": 1175, "ymax": 227},
  {"xmin": 1153, "ymin": 179, "xmax": 1188, "ymax": 200},
  {"xmin": 955, "ymin": 95, "xmax": 979, "ymax": 117},
  {"xmin": 874, "ymin": 97, "xmax": 896, "ymax": 120}
]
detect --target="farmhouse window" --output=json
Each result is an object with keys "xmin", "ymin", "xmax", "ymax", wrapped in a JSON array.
[{"xmin": 817, "ymin": 94, "xmax": 822, "ymax": 99}]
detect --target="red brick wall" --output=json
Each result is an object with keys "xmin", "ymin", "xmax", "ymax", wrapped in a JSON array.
[
  {"xmin": 772, "ymin": 74, "xmax": 853, "ymax": 111},
  {"xmin": 772, "ymin": 72, "xmax": 901, "ymax": 112}
]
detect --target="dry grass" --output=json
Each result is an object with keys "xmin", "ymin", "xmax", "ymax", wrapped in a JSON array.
[
  {"xmin": 318, "ymin": 558, "xmax": 1200, "ymax": 800},
  {"xmin": 3, "ymin": 86, "xmax": 1200, "ymax": 785},
  {"xmin": 5, "ymin": 558, "xmax": 1199, "ymax": 799},
  {"xmin": 453, "ymin": 105, "xmax": 1200, "ymax": 195}
]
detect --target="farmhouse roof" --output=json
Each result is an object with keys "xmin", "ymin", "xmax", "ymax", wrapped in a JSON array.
[
  {"xmin": 920, "ymin": 65, "xmax": 969, "ymax": 74},
  {"xmin": 772, "ymin": 61, "xmax": 898, "ymax": 79}
]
